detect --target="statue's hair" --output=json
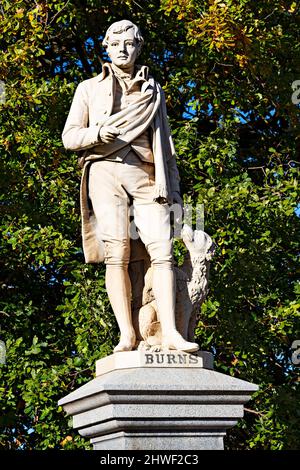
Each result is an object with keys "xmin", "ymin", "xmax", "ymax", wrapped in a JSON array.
[{"xmin": 102, "ymin": 20, "xmax": 144, "ymax": 50}]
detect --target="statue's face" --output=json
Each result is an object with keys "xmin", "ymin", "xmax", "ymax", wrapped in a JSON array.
[{"xmin": 106, "ymin": 28, "xmax": 139, "ymax": 69}]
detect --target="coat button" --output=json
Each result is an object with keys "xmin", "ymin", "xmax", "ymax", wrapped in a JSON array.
[
  {"xmin": 109, "ymin": 92, "xmax": 112, "ymax": 96},
  {"xmin": 104, "ymin": 110, "xmax": 107, "ymax": 114}
]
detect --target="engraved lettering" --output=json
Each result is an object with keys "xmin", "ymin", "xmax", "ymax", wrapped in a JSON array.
[
  {"xmin": 189, "ymin": 354, "xmax": 199, "ymax": 364},
  {"xmin": 167, "ymin": 354, "xmax": 177, "ymax": 364},
  {"xmin": 178, "ymin": 354, "xmax": 187, "ymax": 364},
  {"xmin": 155, "ymin": 353, "xmax": 164, "ymax": 364},
  {"xmin": 145, "ymin": 354, "xmax": 154, "ymax": 364}
]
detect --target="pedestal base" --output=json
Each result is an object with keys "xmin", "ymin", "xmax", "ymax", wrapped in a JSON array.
[
  {"xmin": 58, "ymin": 351, "xmax": 258, "ymax": 451},
  {"xmin": 92, "ymin": 432, "xmax": 225, "ymax": 450}
]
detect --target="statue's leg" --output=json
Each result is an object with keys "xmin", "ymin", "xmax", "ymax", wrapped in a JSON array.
[
  {"xmin": 145, "ymin": 240, "xmax": 199, "ymax": 353},
  {"xmin": 104, "ymin": 241, "xmax": 136, "ymax": 352},
  {"xmin": 88, "ymin": 161, "xmax": 136, "ymax": 353},
  {"xmin": 129, "ymin": 167, "xmax": 199, "ymax": 353}
]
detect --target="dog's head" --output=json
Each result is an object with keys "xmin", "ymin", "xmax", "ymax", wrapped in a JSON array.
[{"xmin": 181, "ymin": 225, "xmax": 215, "ymax": 260}]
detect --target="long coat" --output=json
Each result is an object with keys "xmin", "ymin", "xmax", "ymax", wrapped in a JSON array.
[{"xmin": 62, "ymin": 63, "xmax": 181, "ymax": 263}]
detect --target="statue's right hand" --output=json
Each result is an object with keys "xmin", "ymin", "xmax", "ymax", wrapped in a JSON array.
[{"xmin": 99, "ymin": 126, "xmax": 120, "ymax": 144}]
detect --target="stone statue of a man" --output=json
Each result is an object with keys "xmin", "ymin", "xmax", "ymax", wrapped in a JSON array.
[{"xmin": 62, "ymin": 19, "xmax": 199, "ymax": 354}]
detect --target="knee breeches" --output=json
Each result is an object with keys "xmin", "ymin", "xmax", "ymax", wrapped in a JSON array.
[{"xmin": 88, "ymin": 159, "xmax": 173, "ymax": 267}]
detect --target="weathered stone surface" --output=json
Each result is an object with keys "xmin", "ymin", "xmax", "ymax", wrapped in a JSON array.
[
  {"xmin": 92, "ymin": 432, "xmax": 225, "ymax": 450},
  {"xmin": 58, "ymin": 351, "xmax": 258, "ymax": 450}
]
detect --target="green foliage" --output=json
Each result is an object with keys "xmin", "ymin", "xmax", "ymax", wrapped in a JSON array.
[{"xmin": 0, "ymin": 0, "xmax": 299, "ymax": 450}]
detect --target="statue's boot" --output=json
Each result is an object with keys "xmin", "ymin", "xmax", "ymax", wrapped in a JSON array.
[
  {"xmin": 152, "ymin": 264, "xmax": 199, "ymax": 353},
  {"xmin": 162, "ymin": 330, "xmax": 199, "ymax": 353},
  {"xmin": 105, "ymin": 265, "xmax": 136, "ymax": 353}
]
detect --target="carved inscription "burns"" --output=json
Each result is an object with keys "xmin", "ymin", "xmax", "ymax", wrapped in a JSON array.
[
  {"xmin": 144, "ymin": 352, "xmax": 199, "ymax": 366},
  {"xmin": 95, "ymin": 350, "xmax": 213, "ymax": 377}
]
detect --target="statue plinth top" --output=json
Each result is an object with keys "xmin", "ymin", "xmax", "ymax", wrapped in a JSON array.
[{"xmin": 95, "ymin": 350, "xmax": 214, "ymax": 377}]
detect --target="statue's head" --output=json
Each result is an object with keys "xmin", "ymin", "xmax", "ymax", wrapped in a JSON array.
[{"xmin": 103, "ymin": 20, "xmax": 144, "ymax": 69}]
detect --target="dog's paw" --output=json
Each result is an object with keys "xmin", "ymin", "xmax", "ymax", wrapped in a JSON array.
[
  {"xmin": 138, "ymin": 341, "xmax": 150, "ymax": 351},
  {"xmin": 149, "ymin": 345, "xmax": 162, "ymax": 352}
]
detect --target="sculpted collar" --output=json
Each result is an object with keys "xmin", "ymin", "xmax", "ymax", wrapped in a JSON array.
[{"xmin": 97, "ymin": 62, "xmax": 150, "ymax": 83}]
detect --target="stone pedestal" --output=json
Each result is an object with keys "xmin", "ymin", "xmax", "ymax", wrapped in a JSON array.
[{"xmin": 58, "ymin": 351, "xmax": 258, "ymax": 450}]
